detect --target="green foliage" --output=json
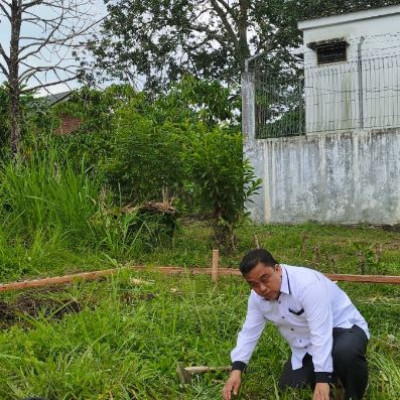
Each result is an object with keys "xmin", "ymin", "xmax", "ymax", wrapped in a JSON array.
[
  {"xmin": 103, "ymin": 105, "xmax": 186, "ymax": 203},
  {"xmin": 47, "ymin": 79, "xmax": 257, "ymax": 248},
  {"xmin": 54, "ymin": 78, "xmax": 244, "ymax": 198},
  {"xmin": 0, "ymin": 151, "xmax": 101, "ymax": 280},
  {"xmin": 52, "ymin": 84, "xmax": 138, "ymax": 131},
  {"xmin": 0, "ymin": 146, "xmax": 174, "ymax": 280},
  {"xmin": 0, "ymin": 85, "xmax": 55, "ymax": 158},
  {"xmin": 163, "ymin": 75, "xmax": 239, "ymax": 127},
  {"xmin": 98, "ymin": 80, "xmax": 257, "ymax": 248},
  {"xmin": 50, "ymin": 85, "xmax": 141, "ymax": 171},
  {"xmin": 84, "ymin": 0, "xmax": 399, "ymax": 89},
  {"xmin": 182, "ymin": 126, "xmax": 261, "ymax": 248}
]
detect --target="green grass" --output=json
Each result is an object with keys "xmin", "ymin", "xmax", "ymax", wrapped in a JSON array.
[
  {"xmin": 131, "ymin": 219, "xmax": 400, "ymax": 275},
  {"xmin": 0, "ymin": 152, "xmax": 399, "ymax": 399},
  {"xmin": 0, "ymin": 271, "xmax": 398, "ymax": 399}
]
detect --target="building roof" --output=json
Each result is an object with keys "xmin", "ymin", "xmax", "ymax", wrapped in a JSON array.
[
  {"xmin": 298, "ymin": 5, "xmax": 400, "ymax": 31},
  {"xmin": 41, "ymin": 90, "xmax": 74, "ymax": 106}
]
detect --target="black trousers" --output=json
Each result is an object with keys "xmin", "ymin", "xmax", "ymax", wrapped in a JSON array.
[{"xmin": 278, "ymin": 325, "xmax": 369, "ymax": 400}]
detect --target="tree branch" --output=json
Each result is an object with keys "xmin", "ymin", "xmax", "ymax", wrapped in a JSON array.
[
  {"xmin": 21, "ymin": 73, "xmax": 80, "ymax": 93},
  {"xmin": 214, "ymin": 0, "xmax": 237, "ymax": 21},
  {"xmin": 0, "ymin": 61, "xmax": 9, "ymax": 77},
  {"xmin": 0, "ymin": 42, "xmax": 10, "ymax": 66},
  {"xmin": 0, "ymin": 2, "xmax": 11, "ymax": 20},
  {"xmin": 19, "ymin": 63, "xmax": 76, "ymax": 83},
  {"xmin": 21, "ymin": 0, "xmax": 44, "ymax": 10},
  {"xmin": 210, "ymin": 0, "xmax": 239, "ymax": 51},
  {"xmin": 188, "ymin": 23, "xmax": 227, "ymax": 49}
]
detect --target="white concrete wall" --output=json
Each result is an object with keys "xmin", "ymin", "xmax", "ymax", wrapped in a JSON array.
[
  {"xmin": 244, "ymin": 129, "xmax": 400, "ymax": 225},
  {"xmin": 243, "ymin": 7, "xmax": 400, "ymax": 225},
  {"xmin": 300, "ymin": 7, "xmax": 400, "ymax": 133},
  {"xmin": 299, "ymin": 6, "xmax": 400, "ymax": 45},
  {"xmin": 304, "ymin": 48, "xmax": 400, "ymax": 133}
]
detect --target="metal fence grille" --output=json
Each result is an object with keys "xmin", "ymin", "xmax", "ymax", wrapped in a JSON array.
[{"xmin": 253, "ymin": 54, "xmax": 400, "ymax": 138}]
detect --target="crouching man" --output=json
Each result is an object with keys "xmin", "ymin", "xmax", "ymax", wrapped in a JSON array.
[{"xmin": 222, "ymin": 249, "xmax": 369, "ymax": 400}]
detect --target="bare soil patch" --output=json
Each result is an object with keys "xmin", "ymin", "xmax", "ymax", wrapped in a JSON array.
[{"xmin": 0, "ymin": 291, "xmax": 82, "ymax": 329}]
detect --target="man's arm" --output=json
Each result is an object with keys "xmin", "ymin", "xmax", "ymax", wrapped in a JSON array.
[
  {"xmin": 230, "ymin": 293, "xmax": 267, "ymax": 369},
  {"xmin": 223, "ymin": 293, "xmax": 266, "ymax": 399}
]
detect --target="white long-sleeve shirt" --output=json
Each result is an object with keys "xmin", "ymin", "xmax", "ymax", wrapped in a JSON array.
[{"xmin": 231, "ymin": 264, "xmax": 369, "ymax": 374}]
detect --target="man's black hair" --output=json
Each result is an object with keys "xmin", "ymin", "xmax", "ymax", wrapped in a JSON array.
[{"xmin": 239, "ymin": 249, "xmax": 278, "ymax": 275}]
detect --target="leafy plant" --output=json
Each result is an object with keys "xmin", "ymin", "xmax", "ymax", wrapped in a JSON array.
[
  {"xmin": 0, "ymin": 85, "xmax": 55, "ymax": 159},
  {"xmin": 182, "ymin": 126, "xmax": 261, "ymax": 250}
]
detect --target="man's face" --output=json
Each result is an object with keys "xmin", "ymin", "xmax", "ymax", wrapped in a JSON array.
[{"xmin": 244, "ymin": 262, "xmax": 282, "ymax": 301}]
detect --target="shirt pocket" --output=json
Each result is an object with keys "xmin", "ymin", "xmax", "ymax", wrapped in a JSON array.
[
  {"xmin": 288, "ymin": 307, "xmax": 304, "ymax": 316},
  {"xmin": 286, "ymin": 298, "xmax": 304, "ymax": 315}
]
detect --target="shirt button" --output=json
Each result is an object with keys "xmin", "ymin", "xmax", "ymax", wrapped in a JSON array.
[
  {"xmin": 282, "ymin": 316, "xmax": 285, "ymax": 319},
  {"xmin": 299, "ymin": 340, "xmax": 302, "ymax": 343},
  {"xmin": 278, "ymin": 301, "xmax": 281, "ymax": 304},
  {"xmin": 291, "ymin": 328, "xmax": 294, "ymax": 331}
]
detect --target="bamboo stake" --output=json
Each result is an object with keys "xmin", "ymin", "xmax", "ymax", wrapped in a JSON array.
[
  {"xmin": 253, "ymin": 233, "xmax": 260, "ymax": 249},
  {"xmin": 211, "ymin": 249, "xmax": 219, "ymax": 283}
]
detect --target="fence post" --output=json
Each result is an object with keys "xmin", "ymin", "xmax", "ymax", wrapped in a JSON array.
[
  {"xmin": 357, "ymin": 36, "xmax": 365, "ymax": 129},
  {"xmin": 242, "ymin": 71, "xmax": 256, "ymax": 142}
]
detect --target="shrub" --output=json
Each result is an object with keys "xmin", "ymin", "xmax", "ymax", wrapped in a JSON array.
[{"xmin": 181, "ymin": 126, "xmax": 261, "ymax": 249}]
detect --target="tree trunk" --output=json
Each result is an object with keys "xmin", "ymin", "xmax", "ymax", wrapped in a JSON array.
[
  {"xmin": 9, "ymin": 86, "xmax": 21, "ymax": 158},
  {"xmin": 9, "ymin": 0, "xmax": 22, "ymax": 159},
  {"xmin": 238, "ymin": 0, "xmax": 251, "ymax": 72}
]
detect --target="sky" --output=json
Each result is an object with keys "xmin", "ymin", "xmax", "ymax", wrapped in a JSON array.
[{"xmin": 0, "ymin": 0, "xmax": 108, "ymax": 96}]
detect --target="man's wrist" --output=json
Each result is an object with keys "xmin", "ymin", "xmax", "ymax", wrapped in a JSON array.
[
  {"xmin": 231, "ymin": 361, "xmax": 247, "ymax": 372},
  {"xmin": 315, "ymin": 372, "xmax": 333, "ymax": 383}
]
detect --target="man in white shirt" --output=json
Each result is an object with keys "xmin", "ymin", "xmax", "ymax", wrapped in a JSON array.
[{"xmin": 222, "ymin": 249, "xmax": 369, "ymax": 400}]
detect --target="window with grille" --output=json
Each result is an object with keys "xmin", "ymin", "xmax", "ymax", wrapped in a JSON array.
[{"xmin": 308, "ymin": 39, "xmax": 348, "ymax": 65}]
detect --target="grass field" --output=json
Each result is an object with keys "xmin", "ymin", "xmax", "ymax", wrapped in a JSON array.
[{"xmin": 0, "ymin": 221, "xmax": 399, "ymax": 399}]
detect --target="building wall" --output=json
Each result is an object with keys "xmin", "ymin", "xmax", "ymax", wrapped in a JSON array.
[
  {"xmin": 300, "ymin": 8, "xmax": 400, "ymax": 133},
  {"xmin": 244, "ymin": 7, "xmax": 400, "ymax": 225},
  {"xmin": 303, "ymin": 47, "xmax": 400, "ymax": 133},
  {"xmin": 300, "ymin": 7, "xmax": 400, "ymax": 48},
  {"xmin": 242, "ymin": 74, "xmax": 400, "ymax": 225},
  {"xmin": 55, "ymin": 114, "xmax": 82, "ymax": 135},
  {"xmin": 244, "ymin": 129, "xmax": 400, "ymax": 225}
]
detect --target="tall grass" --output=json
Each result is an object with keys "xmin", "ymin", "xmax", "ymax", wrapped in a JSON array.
[
  {"xmin": 0, "ymin": 151, "xmax": 148, "ymax": 281},
  {"xmin": 0, "ymin": 152, "xmax": 99, "ymax": 248}
]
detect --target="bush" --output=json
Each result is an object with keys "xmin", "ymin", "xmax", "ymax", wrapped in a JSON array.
[
  {"xmin": 34, "ymin": 79, "xmax": 258, "ymax": 250},
  {"xmin": 182, "ymin": 126, "xmax": 261, "ymax": 249}
]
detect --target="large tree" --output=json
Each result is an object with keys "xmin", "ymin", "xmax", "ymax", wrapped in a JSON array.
[
  {"xmin": 0, "ymin": 0, "xmax": 96, "ymax": 157},
  {"xmin": 85, "ymin": 0, "xmax": 399, "ymax": 90}
]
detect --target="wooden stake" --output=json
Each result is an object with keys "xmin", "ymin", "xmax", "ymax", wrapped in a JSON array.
[
  {"xmin": 253, "ymin": 233, "xmax": 260, "ymax": 249},
  {"xmin": 211, "ymin": 249, "xmax": 219, "ymax": 283}
]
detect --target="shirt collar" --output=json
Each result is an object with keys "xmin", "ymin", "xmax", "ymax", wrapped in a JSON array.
[{"xmin": 280, "ymin": 265, "xmax": 291, "ymax": 295}]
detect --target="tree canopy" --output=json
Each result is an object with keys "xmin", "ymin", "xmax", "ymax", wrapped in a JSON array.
[{"xmin": 85, "ymin": 0, "xmax": 400, "ymax": 89}]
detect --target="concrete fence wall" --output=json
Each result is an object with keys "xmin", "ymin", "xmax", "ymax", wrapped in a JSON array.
[{"xmin": 242, "ymin": 74, "xmax": 400, "ymax": 225}]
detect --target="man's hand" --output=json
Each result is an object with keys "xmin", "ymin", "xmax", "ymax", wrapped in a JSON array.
[
  {"xmin": 222, "ymin": 370, "xmax": 242, "ymax": 400},
  {"xmin": 312, "ymin": 382, "xmax": 330, "ymax": 400}
]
